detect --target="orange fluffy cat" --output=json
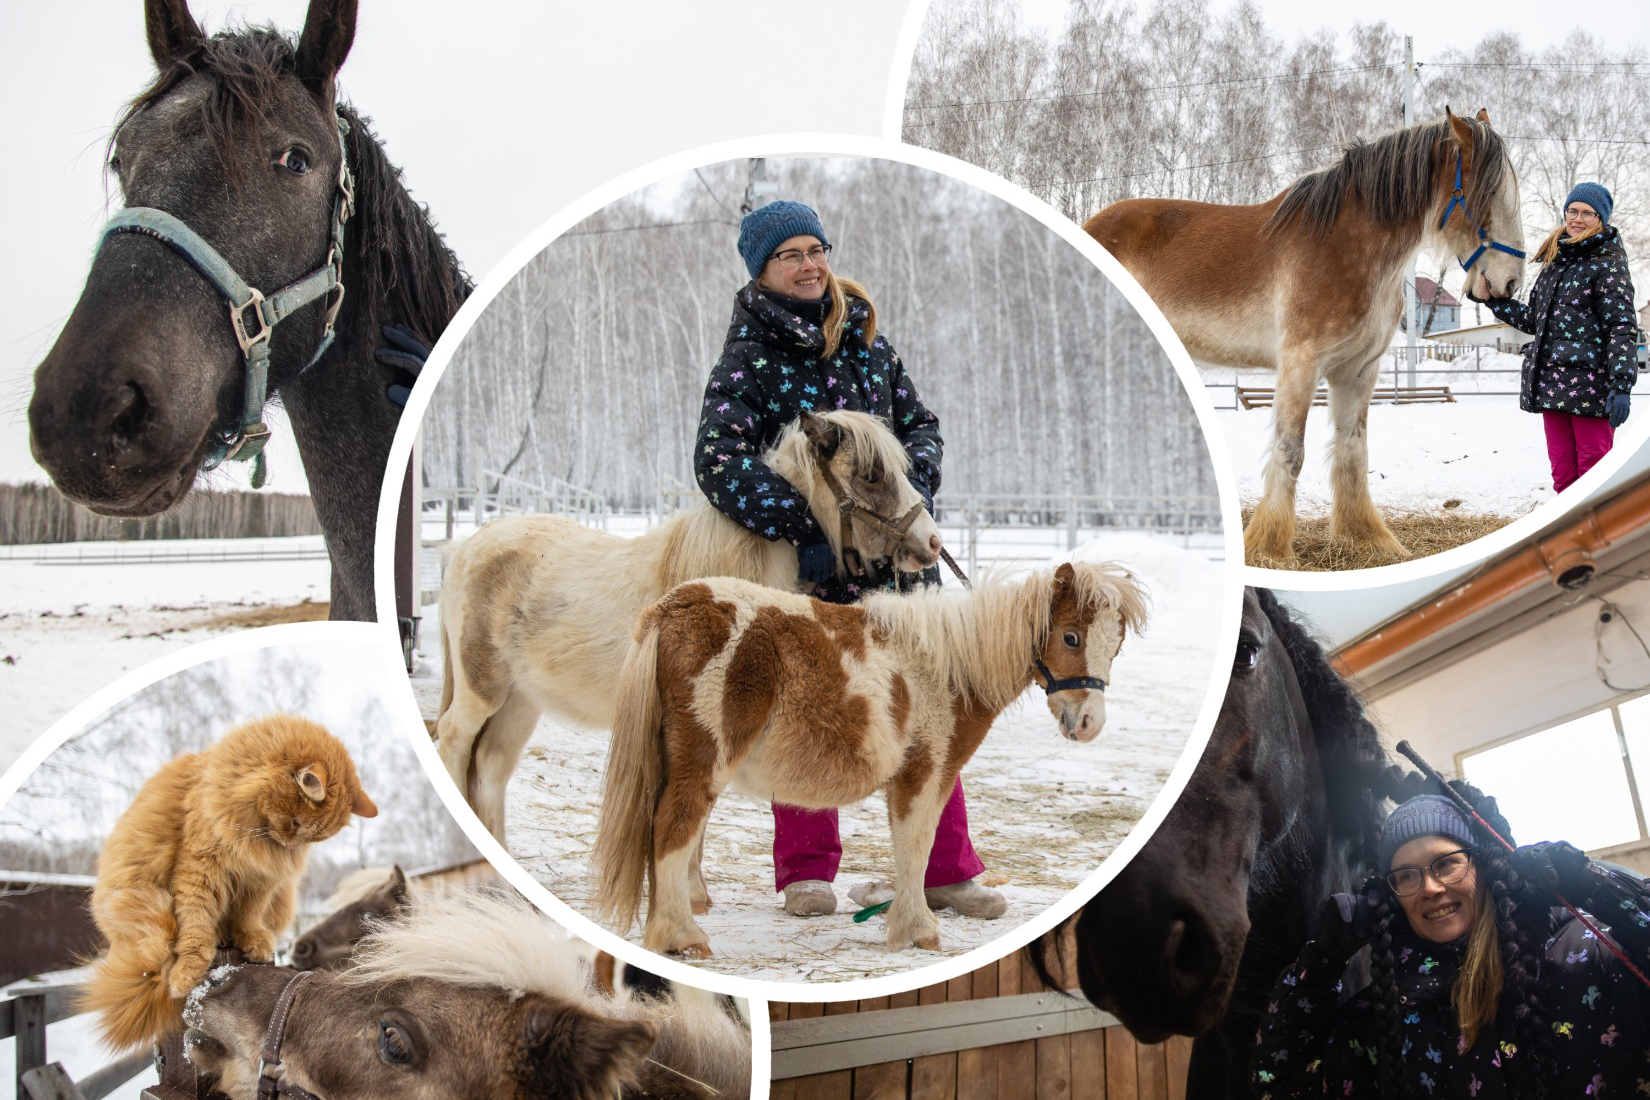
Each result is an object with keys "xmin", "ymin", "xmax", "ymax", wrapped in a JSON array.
[{"xmin": 82, "ymin": 715, "xmax": 377, "ymax": 1051}]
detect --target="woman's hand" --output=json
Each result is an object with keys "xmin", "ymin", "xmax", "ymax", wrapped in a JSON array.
[
  {"xmin": 797, "ymin": 537, "xmax": 835, "ymax": 586},
  {"xmin": 1608, "ymin": 391, "xmax": 1631, "ymax": 429},
  {"xmin": 1511, "ymin": 840, "xmax": 1595, "ymax": 899},
  {"xmin": 1313, "ymin": 880, "xmax": 1381, "ymax": 963}
]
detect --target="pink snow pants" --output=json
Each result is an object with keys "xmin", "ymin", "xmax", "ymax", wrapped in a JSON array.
[
  {"xmin": 772, "ymin": 777, "xmax": 984, "ymax": 891},
  {"xmin": 1543, "ymin": 411, "xmax": 1614, "ymax": 493}
]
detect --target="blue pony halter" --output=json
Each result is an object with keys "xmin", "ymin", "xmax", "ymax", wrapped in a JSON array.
[
  {"xmin": 96, "ymin": 113, "xmax": 355, "ymax": 488},
  {"xmin": 1438, "ymin": 149, "xmax": 1525, "ymax": 273}
]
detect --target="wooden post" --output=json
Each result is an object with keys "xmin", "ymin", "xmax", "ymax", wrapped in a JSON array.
[{"xmin": 14, "ymin": 992, "xmax": 47, "ymax": 1097}]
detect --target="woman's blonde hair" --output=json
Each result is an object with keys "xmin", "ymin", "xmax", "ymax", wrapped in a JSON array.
[
  {"xmin": 821, "ymin": 270, "xmax": 878, "ymax": 359},
  {"xmin": 1534, "ymin": 220, "xmax": 1604, "ymax": 263},
  {"xmin": 1452, "ymin": 871, "xmax": 1503, "ymax": 1048}
]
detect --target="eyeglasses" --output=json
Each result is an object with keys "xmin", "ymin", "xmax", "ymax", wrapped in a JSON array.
[
  {"xmin": 1386, "ymin": 848, "xmax": 1473, "ymax": 897},
  {"xmin": 768, "ymin": 244, "xmax": 832, "ymax": 270},
  {"xmin": 1564, "ymin": 206, "xmax": 1601, "ymax": 221}
]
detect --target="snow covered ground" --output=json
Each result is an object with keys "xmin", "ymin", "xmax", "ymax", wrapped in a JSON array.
[
  {"xmin": 0, "ymin": 970, "xmax": 150, "ymax": 1100},
  {"xmin": 409, "ymin": 524, "xmax": 1229, "ymax": 984},
  {"xmin": 1213, "ymin": 352, "xmax": 1559, "ymax": 518},
  {"xmin": 0, "ymin": 537, "xmax": 330, "ymax": 767}
]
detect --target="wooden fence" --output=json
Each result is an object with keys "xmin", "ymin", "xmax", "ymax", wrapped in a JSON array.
[
  {"xmin": 772, "ymin": 944, "xmax": 1192, "ymax": 1100},
  {"xmin": 0, "ymin": 484, "xmax": 321, "ymax": 545}
]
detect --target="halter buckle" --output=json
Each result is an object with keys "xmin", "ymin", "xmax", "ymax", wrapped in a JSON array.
[
  {"xmin": 230, "ymin": 288, "xmax": 273, "ymax": 356},
  {"xmin": 223, "ymin": 422, "xmax": 273, "ymax": 461},
  {"xmin": 321, "ymin": 278, "xmax": 346, "ymax": 335}
]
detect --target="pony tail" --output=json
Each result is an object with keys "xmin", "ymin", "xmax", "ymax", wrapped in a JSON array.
[{"xmin": 592, "ymin": 609, "xmax": 665, "ymax": 931}]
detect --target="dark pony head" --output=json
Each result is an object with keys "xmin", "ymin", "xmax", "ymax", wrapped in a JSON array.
[
  {"xmin": 1029, "ymin": 588, "xmax": 1395, "ymax": 1092},
  {"xmin": 28, "ymin": 0, "xmax": 466, "ymax": 519}
]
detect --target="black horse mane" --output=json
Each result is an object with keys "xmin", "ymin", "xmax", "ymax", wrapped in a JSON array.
[
  {"xmin": 1267, "ymin": 114, "xmax": 1511, "ymax": 238},
  {"xmin": 113, "ymin": 26, "xmax": 471, "ymax": 343}
]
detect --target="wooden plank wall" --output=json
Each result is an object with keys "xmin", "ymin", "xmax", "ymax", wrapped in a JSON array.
[{"xmin": 771, "ymin": 944, "xmax": 1192, "ymax": 1100}]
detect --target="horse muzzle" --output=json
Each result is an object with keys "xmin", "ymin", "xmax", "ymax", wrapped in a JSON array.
[{"xmin": 1052, "ymin": 696, "xmax": 1105, "ymax": 742}]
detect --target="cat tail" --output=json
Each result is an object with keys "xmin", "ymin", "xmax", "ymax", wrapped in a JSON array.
[
  {"xmin": 592, "ymin": 606, "xmax": 664, "ymax": 932},
  {"xmin": 77, "ymin": 886, "xmax": 183, "ymax": 1051}
]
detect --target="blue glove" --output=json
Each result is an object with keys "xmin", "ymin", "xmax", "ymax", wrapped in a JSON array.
[
  {"xmin": 377, "ymin": 324, "xmax": 430, "ymax": 408},
  {"xmin": 797, "ymin": 537, "xmax": 835, "ymax": 586},
  {"xmin": 1607, "ymin": 391, "xmax": 1631, "ymax": 429}
]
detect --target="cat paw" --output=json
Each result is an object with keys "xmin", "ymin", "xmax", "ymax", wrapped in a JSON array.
[
  {"xmin": 169, "ymin": 953, "xmax": 212, "ymax": 998},
  {"xmin": 236, "ymin": 932, "xmax": 276, "ymax": 963}
]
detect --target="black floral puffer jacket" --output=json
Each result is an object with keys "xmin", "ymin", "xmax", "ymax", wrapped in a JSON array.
[
  {"xmin": 1251, "ymin": 865, "xmax": 1650, "ymax": 1099},
  {"xmin": 693, "ymin": 283, "xmax": 942, "ymax": 604},
  {"xmin": 1484, "ymin": 225, "xmax": 1638, "ymax": 419}
]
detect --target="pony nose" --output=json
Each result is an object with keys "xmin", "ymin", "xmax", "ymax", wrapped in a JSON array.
[
  {"xmin": 1160, "ymin": 911, "xmax": 1221, "ymax": 1001},
  {"xmin": 291, "ymin": 938, "xmax": 313, "ymax": 960},
  {"xmin": 927, "ymin": 532, "xmax": 942, "ymax": 557}
]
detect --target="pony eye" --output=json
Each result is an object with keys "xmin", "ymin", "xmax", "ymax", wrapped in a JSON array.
[
  {"xmin": 379, "ymin": 1022, "xmax": 412, "ymax": 1065},
  {"xmin": 276, "ymin": 148, "xmax": 311, "ymax": 175},
  {"xmin": 107, "ymin": 156, "xmax": 122, "ymax": 175},
  {"xmin": 1062, "ymin": 631, "xmax": 1081, "ymax": 649},
  {"xmin": 861, "ymin": 466, "xmax": 881, "ymax": 485},
  {"xmin": 1234, "ymin": 639, "xmax": 1261, "ymax": 673}
]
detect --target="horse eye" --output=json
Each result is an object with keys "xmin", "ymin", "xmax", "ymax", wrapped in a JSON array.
[
  {"xmin": 1062, "ymin": 631, "xmax": 1081, "ymax": 649},
  {"xmin": 379, "ymin": 1022, "xmax": 412, "ymax": 1065},
  {"xmin": 107, "ymin": 156, "xmax": 122, "ymax": 175},
  {"xmin": 861, "ymin": 466, "xmax": 881, "ymax": 485},
  {"xmin": 276, "ymin": 148, "xmax": 311, "ymax": 175},
  {"xmin": 1234, "ymin": 640, "xmax": 1261, "ymax": 673}
]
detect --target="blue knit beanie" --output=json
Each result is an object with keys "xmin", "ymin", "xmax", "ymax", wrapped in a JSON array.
[
  {"xmin": 1564, "ymin": 182, "xmax": 1614, "ymax": 225},
  {"xmin": 1380, "ymin": 794, "xmax": 1476, "ymax": 868},
  {"xmin": 738, "ymin": 201, "xmax": 830, "ymax": 279}
]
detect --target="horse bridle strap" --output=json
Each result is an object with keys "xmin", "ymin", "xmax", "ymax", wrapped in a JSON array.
[
  {"xmin": 813, "ymin": 463, "xmax": 927, "ymax": 578},
  {"xmin": 1439, "ymin": 150, "xmax": 1526, "ymax": 273},
  {"xmin": 1031, "ymin": 656, "xmax": 1107, "ymax": 696},
  {"xmin": 257, "ymin": 969, "xmax": 323, "ymax": 1100},
  {"xmin": 98, "ymin": 113, "xmax": 355, "ymax": 485}
]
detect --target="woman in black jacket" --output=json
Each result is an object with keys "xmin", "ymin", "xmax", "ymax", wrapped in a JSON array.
[
  {"xmin": 693, "ymin": 200, "xmax": 1005, "ymax": 922},
  {"xmin": 1479, "ymin": 182, "xmax": 1638, "ymax": 492},
  {"xmin": 1252, "ymin": 786, "xmax": 1650, "ymax": 1099}
]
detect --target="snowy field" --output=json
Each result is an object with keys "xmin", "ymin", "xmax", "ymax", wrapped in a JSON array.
[
  {"xmin": 0, "ymin": 537, "xmax": 330, "ymax": 767},
  {"xmin": 1213, "ymin": 351, "xmax": 1562, "ymax": 519},
  {"xmin": 410, "ymin": 522, "xmax": 1228, "ymax": 984}
]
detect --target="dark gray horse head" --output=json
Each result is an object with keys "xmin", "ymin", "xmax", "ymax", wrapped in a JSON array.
[
  {"xmin": 29, "ymin": 0, "xmax": 358, "ymax": 516},
  {"xmin": 29, "ymin": 0, "xmax": 469, "ymax": 622}
]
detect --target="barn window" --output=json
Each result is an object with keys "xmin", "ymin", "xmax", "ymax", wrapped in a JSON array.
[{"xmin": 1459, "ymin": 698, "xmax": 1650, "ymax": 855}]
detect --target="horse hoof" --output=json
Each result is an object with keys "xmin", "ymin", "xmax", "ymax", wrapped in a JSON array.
[
  {"xmin": 914, "ymin": 934, "xmax": 942, "ymax": 951},
  {"xmin": 674, "ymin": 942, "xmax": 713, "ymax": 959},
  {"xmin": 691, "ymin": 898, "xmax": 712, "ymax": 915}
]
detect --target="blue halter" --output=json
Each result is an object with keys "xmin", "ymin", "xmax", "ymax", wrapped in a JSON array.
[
  {"xmin": 96, "ymin": 113, "xmax": 355, "ymax": 487},
  {"xmin": 1438, "ymin": 150, "xmax": 1525, "ymax": 273}
]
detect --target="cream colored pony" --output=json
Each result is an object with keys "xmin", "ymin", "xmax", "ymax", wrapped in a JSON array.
[
  {"xmin": 436, "ymin": 410, "xmax": 943, "ymax": 841},
  {"xmin": 592, "ymin": 561, "xmax": 1149, "ymax": 958}
]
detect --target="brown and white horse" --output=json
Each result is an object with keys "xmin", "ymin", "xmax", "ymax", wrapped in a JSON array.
[
  {"xmin": 1086, "ymin": 109, "xmax": 1524, "ymax": 566},
  {"xmin": 592, "ymin": 561, "xmax": 1149, "ymax": 958},
  {"xmin": 436, "ymin": 410, "xmax": 943, "ymax": 842},
  {"xmin": 184, "ymin": 891, "xmax": 753, "ymax": 1100}
]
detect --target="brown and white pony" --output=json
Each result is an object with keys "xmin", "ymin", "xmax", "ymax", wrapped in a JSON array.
[
  {"xmin": 592, "ymin": 561, "xmax": 1149, "ymax": 958},
  {"xmin": 435, "ymin": 409, "xmax": 943, "ymax": 843},
  {"xmin": 183, "ymin": 891, "xmax": 752, "ymax": 1100},
  {"xmin": 1086, "ymin": 109, "xmax": 1524, "ymax": 567}
]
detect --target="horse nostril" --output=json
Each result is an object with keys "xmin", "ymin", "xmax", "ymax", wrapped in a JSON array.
[
  {"xmin": 292, "ymin": 940, "xmax": 312, "ymax": 958},
  {"xmin": 1162, "ymin": 913, "xmax": 1218, "ymax": 998},
  {"xmin": 927, "ymin": 533, "xmax": 942, "ymax": 555},
  {"xmin": 108, "ymin": 381, "xmax": 151, "ymax": 446}
]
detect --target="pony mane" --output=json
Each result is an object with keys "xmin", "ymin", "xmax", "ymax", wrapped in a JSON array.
[
  {"xmin": 338, "ymin": 889, "xmax": 592, "ymax": 998},
  {"xmin": 1268, "ymin": 115, "xmax": 1510, "ymax": 238},
  {"xmin": 115, "ymin": 25, "xmax": 471, "ymax": 343},
  {"xmin": 321, "ymin": 865, "xmax": 397, "ymax": 910},
  {"xmin": 865, "ymin": 562, "xmax": 1149, "ymax": 713}
]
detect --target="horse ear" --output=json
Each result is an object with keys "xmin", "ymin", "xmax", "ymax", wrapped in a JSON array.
[
  {"xmin": 295, "ymin": 0, "xmax": 358, "ymax": 97},
  {"xmin": 800, "ymin": 411, "xmax": 843, "ymax": 459},
  {"xmin": 387, "ymin": 865, "xmax": 410, "ymax": 906},
  {"xmin": 144, "ymin": 0, "xmax": 204, "ymax": 68},
  {"xmin": 1053, "ymin": 562, "xmax": 1075, "ymax": 593},
  {"xmin": 1444, "ymin": 105, "xmax": 1474, "ymax": 150},
  {"xmin": 517, "ymin": 1000, "xmax": 658, "ymax": 1100},
  {"xmin": 1475, "ymin": 108, "xmax": 1491, "ymax": 125}
]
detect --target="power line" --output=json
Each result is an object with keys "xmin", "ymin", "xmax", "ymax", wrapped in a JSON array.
[
  {"xmin": 693, "ymin": 169, "xmax": 739, "ymax": 220},
  {"xmin": 561, "ymin": 218, "xmax": 740, "ymax": 237}
]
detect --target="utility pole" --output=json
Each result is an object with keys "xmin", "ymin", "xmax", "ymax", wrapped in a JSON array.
[
  {"xmin": 742, "ymin": 158, "xmax": 780, "ymax": 214},
  {"xmin": 1403, "ymin": 35, "xmax": 1419, "ymax": 389}
]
